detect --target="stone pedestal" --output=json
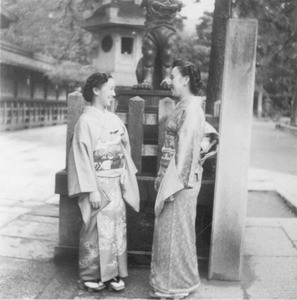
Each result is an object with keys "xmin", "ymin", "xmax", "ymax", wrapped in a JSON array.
[{"xmin": 208, "ymin": 19, "xmax": 258, "ymax": 280}]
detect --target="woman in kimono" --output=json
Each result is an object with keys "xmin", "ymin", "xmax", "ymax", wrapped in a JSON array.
[
  {"xmin": 150, "ymin": 60, "xmax": 218, "ymax": 299},
  {"xmin": 67, "ymin": 73, "xmax": 139, "ymax": 292}
]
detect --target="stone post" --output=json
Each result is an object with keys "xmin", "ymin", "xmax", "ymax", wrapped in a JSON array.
[
  {"xmin": 213, "ymin": 100, "xmax": 221, "ymax": 118},
  {"xmin": 128, "ymin": 96, "xmax": 145, "ymax": 173},
  {"xmin": 54, "ymin": 91, "xmax": 85, "ymax": 261},
  {"xmin": 208, "ymin": 19, "xmax": 258, "ymax": 281}
]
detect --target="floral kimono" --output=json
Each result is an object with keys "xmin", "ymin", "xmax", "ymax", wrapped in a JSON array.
[
  {"xmin": 150, "ymin": 97, "xmax": 218, "ymax": 296},
  {"xmin": 68, "ymin": 106, "xmax": 139, "ymax": 283}
]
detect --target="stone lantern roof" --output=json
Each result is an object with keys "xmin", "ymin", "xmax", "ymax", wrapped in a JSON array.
[{"xmin": 82, "ymin": 0, "xmax": 145, "ymax": 32}]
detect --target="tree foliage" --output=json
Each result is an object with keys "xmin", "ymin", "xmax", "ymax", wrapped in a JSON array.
[
  {"xmin": 176, "ymin": 11, "xmax": 213, "ymax": 93},
  {"xmin": 1, "ymin": 0, "xmax": 100, "ymax": 84},
  {"xmin": 45, "ymin": 61, "xmax": 99, "ymax": 85},
  {"xmin": 236, "ymin": 0, "xmax": 297, "ymax": 116},
  {"xmin": 1, "ymin": 0, "xmax": 98, "ymax": 64},
  {"xmin": 205, "ymin": 0, "xmax": 231, "ymax": 114}
]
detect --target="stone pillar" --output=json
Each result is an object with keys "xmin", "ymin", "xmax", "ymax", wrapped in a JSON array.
[
  {"xmin": 208, "ymin": 19, "xmax": 258, "ymax": 281},
  {"xmin": 128, "ymin": 96, "xmax": 145, "ymax": 173},
  {"xmin": 54, "ymin": 92, "xmax": 85, "ymax": 261},
  {"xmin": 213, "ymin": 100, "xmax": 221, "ymax": 118}
]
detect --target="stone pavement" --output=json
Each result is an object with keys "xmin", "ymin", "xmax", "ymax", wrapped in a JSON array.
[
  {"xmin": 249, "ymin": 120, "xmax": 297, "ymax": 176},
  {"xmin": 0, "ymin": 121, "xmax": 297, "ymax": 299}
]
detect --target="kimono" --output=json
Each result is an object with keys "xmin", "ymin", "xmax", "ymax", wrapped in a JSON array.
[
  {"xmin": 68, "ymin": 106, "xmax": 139, "ymax": 283},
  {"xmin": 150, "ymin": 97, "xmax": 215, "ymax": 296}
]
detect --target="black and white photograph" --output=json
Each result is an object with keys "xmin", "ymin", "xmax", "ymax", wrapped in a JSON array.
[{"xmin": 0, "ymin": 0, "xmax": 297, "ymax": 299}]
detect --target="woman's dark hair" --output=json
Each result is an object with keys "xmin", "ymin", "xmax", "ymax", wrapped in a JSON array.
[
  {"xmin": 172, "ymin": 59, "xmax": 202, "ymax": 95},
  {"xmin": 82, "ymin": 72, "xmax": 112, "ymax": 102}
]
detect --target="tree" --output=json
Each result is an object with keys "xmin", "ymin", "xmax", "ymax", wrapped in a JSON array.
[
  {"xmin": 176, "ymin": 11, "xmax": 213, "ymax": 93},
  {"xmin": 195, "ymin": 12, "xmax": 213, "ymax": 81},
  {"xmin": 1, "ymin": 0, "xmax": 97, "ymax": 63},
  {"xmin": 205, "ymin": 0, "xmax": 232, "ymax": 115},
  {"xmin": 1, "ymin": 0, "xmax": 99, "ymax": 84},
  {"xmin": 236, "ymin": 0, "xmax": 297, "ymax": 121}
]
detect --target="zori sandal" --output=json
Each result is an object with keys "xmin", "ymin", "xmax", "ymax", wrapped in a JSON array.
[
  {"xmin": 78, "ymin": 280, "xmax": 106, "ymax": 292},
  {"xmin": 107, "ymin": 276, "xmax": 125, "ymax": 291}
]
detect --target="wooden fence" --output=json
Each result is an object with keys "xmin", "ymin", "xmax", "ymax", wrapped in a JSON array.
[
  {"xmin": 0, "ymin": 98, "xmax": 67, "ymax": 131},
  {"xmin": 114, "ymin": 95, "xmax": 216, "ymax": 178},
  {"xmin": 115, "ymin": 96, "xmax": 176, "ymax": 176},
  {"xmin": 64, "ymin": 92, "xmax": 216, "ymax": 178}
]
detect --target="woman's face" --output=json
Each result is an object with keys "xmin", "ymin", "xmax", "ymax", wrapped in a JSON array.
[
  {"xmin": 95, "ymin": 78, "xmax": 116, "ymax": 108},
  {"xmin": 170, "ymin": 67, "xmax": 188, "ymax": 98}
]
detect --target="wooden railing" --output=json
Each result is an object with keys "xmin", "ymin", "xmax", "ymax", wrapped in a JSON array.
[
  {"xmin": 116, "ymin": 96, "xmax": 175, "ymax": 176},
  {"xmin": 0, "ymin": 98, "xmax": 67, "ymax": 131},
  {"xmin": 63, "ymin": 91, "xmax": 216, "ymax": 178},
  {"xmin": 114, "ymin": 95, "xmax": 217, "ymax": 178}
]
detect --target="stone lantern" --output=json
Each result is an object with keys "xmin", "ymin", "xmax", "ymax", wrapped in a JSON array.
[{"xmin": 82, "ymin": 0, "xmax": 145, "ymax": 86}]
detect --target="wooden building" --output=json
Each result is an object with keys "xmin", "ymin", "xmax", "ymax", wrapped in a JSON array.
[
  {"xmin": 0, "ymin": 40, "xmax": 68, "ymax": 131},
  {"xmin": 0, "ymin": 7, "xmax": 68, "ymax": 131}
]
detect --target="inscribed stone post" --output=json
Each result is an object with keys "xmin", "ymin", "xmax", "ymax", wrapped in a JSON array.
[{"xmin": 208, "ymin": 19, "xmax": 258, "ymax": 281}]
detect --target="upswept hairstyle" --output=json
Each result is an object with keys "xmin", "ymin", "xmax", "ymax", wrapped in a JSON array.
[
  {"xmin": 82, "ymin": 72, "xmax": 112, "ymax": 102},
  {"xmin": 172, "ymin": 59, "xmax": 202, "ymax": 95}
]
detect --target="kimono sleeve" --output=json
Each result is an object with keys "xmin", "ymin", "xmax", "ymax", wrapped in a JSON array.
[
  {"xmin": 67, "ymin": 118, "xmax": 98, "ymax": 197},
  {"xmin": 175, "ymin": 106, "xmax": 205, "ymax": 188}
]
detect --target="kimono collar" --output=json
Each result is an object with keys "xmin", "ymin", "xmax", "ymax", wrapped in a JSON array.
[
  {"xmin": 179, "ymin": 96, "xmax": 204, "ymax": 106},
  {"xmin": 83, "ymin": 106, "xmax": 107, "ymax": 119}
]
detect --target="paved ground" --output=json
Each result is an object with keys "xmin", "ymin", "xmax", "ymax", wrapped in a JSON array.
[
  {"xmin": 248, "ymin": 120, "xmax": 297, "ymax": 211},
  {"xmin": 249, "ymin": 120, "xmax": 297, "ymax": 176},
  {"xmin": 0, "ymin": 125, "xmax": 66, "ymax": 208},
  {"xmin": 0, "ymin": 120, "xmax": 297, "ymax": 299}
]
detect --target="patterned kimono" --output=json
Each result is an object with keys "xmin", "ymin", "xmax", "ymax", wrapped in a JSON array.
[
  {"xmin": 150, "ymin": 97, "xmax": 205, "ymax": 295},
  {"xmin": 68, "ymin": 106, "xmax": 139, "ymax": 283}
]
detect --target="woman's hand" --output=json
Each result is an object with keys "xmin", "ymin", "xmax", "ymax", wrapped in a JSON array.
[{"xmin": 89, "ymin": 191, "xmax": 101, "ymax": 209}]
